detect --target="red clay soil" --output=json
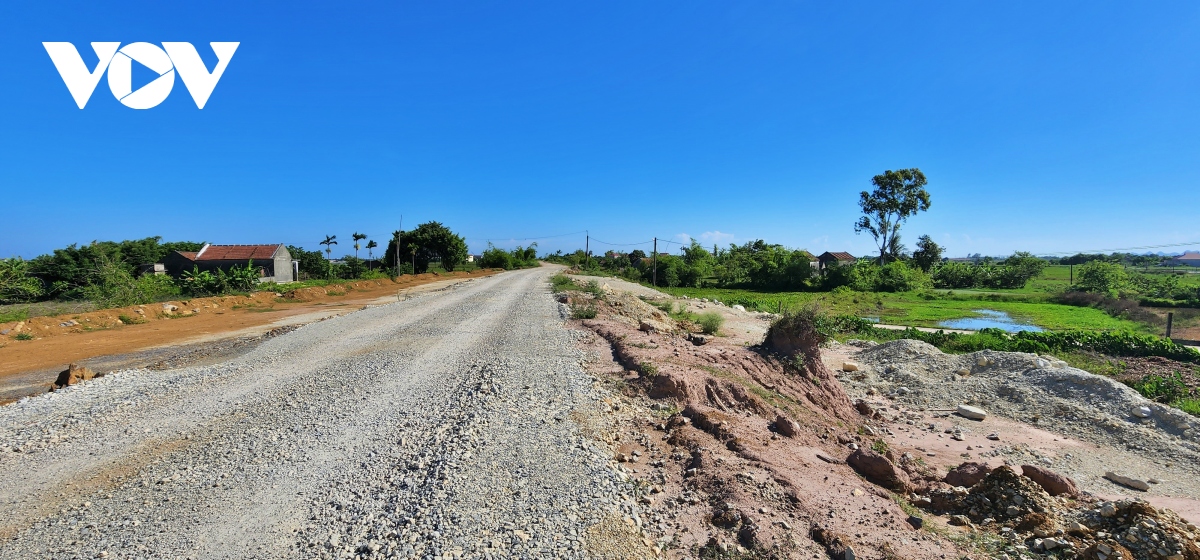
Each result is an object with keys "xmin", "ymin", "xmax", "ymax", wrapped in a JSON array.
[
  {"xmin": 565, "ymin": 288, "xmax": 969, "ymax": 558},
  {"xmin": 0, "ymin": 270, "xmax": 499, "ymax": 381}
]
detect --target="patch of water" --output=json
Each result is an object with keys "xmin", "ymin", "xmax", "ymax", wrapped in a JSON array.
[{"xmin": 938, "ymin": 309, "xmax": 1043, "ymax": 333}]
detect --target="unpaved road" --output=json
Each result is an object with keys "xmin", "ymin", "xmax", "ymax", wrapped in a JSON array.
[{"xmin": 0, "ymin": 268, "xmax": 647, "ymax": 559}]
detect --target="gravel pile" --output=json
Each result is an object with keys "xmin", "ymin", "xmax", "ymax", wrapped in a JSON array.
[
  {"xmin": 0, "ymin": 268, "xmax": 645, "ymax": 559},
  {"xmin": 839, "ymin": 340, "xmax": 1200, "ymax": 473}
]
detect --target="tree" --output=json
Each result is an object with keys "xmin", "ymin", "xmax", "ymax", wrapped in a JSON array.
[
  {"xmin": 854, "ymin": 168, "xmax": 931, "ymax": 264},
  {"xmin": 1075, "ymin": 261, "xmax": 1127, "ymax": 295},
  {"xmin": 365, "ymin": 240, "xmax": 378, "ymax": 271},
  {"xmin": 383, "ymin": 222, "xmax": 468, "ymax": 273},
  {"xmin": 352, "ymin": 232, "xmax": 367, "ymax": 260},
  {"xmin": 911, "ymin": 235, "xmax": 943, "ymax": 272},
  {"xmin": 319, "ymin": 235, "xmax": 338, "ymax": 279},
  {"xmin": 320, "ymin": 235, "xmax": 338, "ymax": 257},
  {"xmin": 886, "ymin": 233, "xmax": 908, "ymax": 262}
]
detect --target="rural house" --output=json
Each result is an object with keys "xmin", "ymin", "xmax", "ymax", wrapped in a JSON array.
[
  {"xmin": 162, "ymin": 244, "xmax": 295, "ymax": 283},
  {"xmin": 817, "ymin": 251, "xmax": 857, "ymax": 273},
  {"xmin": 1169, "ymin": 251, "xmax": 1200, "ymax": 267}
]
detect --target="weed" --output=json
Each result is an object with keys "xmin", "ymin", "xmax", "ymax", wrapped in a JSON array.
[
  {"xmin": 871, "ymin": 438, "xmax": 890, "ymax": 454},
  {"xmin": 325, "ymin": 290, "xmax": 346, "ymax": 297},
  {"xmin": 0, "ymin": 308, "xmax": 30, "ymax": 323},
  {"xmin": 15, "ymin": 332, "xmax": 34, "ymax": 340},
  {"xmin": 550, "ymin": 274, "xmax": 579, "ymax": 292},
  {"xmin": 570, "ymin": 305, "xmax": 597, "ymax": 319},
  {"xmin": 697, "ymin": 311, "xmax": 724, "ymax": 334},
  {"xmin": 1125, "ymin": 372, "xmax": 1188, "ymax": 403},
  {"xmin": 1177, "ymin": 398, "xmax": 1200, "ymax": 416},
  {"xmin": 639, "ymin": 361, "xmax": 659, "ymax": 376},
  {"xmin": 118, "ymin": 314, "xmax": 146, "ymax": 325},
  {"xmin": 584, "ymin": 280, "xmax": 605, "ymax": 299}
]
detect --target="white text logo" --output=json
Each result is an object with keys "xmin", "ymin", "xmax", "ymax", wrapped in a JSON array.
[{"xmin": 43, "ymin": 42, "xmax": 239, "ymax": 109}]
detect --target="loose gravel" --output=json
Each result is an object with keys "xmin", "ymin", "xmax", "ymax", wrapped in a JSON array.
[
  {"xmin": 0, "ymin": 268, "xmax": 646, "ymax": 559},
  {"xmin": 837, "ymin": 340, "xmax": 1200, "ymax": 484}
]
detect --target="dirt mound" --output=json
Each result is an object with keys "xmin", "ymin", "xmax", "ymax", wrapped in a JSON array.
[{"xmin": 566, "ymin": 286, "xmax": 961, "ymax": 558}]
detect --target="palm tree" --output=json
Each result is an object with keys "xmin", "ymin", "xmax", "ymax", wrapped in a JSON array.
[
  {"xmin": 366, "ymin": 240, "xmax": 378, "ymax": 271},
  {"xmin": 352, "ymin": 232, "xmax": 367, "ymax": 260},
  {"xmin": 320, "ymin": 235, "xmax": 338, "ymax": 278},
  {"xmin": 320, "ymin": 235, "xmax": 338, "ymax": 257}
]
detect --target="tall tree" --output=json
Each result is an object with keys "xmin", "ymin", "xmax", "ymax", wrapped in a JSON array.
[
  {"xmin": 365, "ymin": 240, "xmax": 378, "ymax": 271},
  {"xmin": 319, "ymin": 235, "xmax": 338, "ymax": 257},
  {"xmin": 854, "ymin": 168, "xmax": 931, "ymax": 264},
  {"xmin": 384, "ymin": 222, "xmax": 468, "ymax": 273},
  {"xmin": 352, "ymin": 232, "xmax": 367, "ymax": 260},
  {"xmin": 911, "ymin": 235, "xmax": 943, "ymax": 272}
]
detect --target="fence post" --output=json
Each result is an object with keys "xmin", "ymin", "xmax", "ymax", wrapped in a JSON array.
[
  {"xmin": 652, "ymin": 237, "xmax": 657, "ymax": 287},
  {"xmin": 1166, "ymin": 312, "xmax": 1174, "ymax": 339}
]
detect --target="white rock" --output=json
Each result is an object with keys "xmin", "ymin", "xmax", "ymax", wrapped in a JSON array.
[
  {"xmin": 1104, "ymin": 472, "xmax": 1150, "ymax": 491},
  {"xmin": 732, "ymin": 304, "xmax": 746, "ymax": 312},
  {"xmin": 1132, "ymin": 406, "xmax": 1152, "ymax": 418},
  {"xmin": 956, "ymin": 404, "xmax": 987, "ymax": 421}
]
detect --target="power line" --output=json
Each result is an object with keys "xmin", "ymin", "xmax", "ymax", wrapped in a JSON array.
[
  {"xmin": 589, "ymin": 238, "xmax": 654, "ymax": 247},
  {"xmin": 1038, "ymin": 241, "xmax": 1200, "ymax": 256}
]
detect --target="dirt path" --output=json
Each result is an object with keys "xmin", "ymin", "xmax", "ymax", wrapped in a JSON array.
[
  {"xmin": 0, "ymin": 271, "xmax": 497, "ymax": 403},
  {"xmin": 0, "ymin": 267, "xmax": 656, "ymax": 559}
]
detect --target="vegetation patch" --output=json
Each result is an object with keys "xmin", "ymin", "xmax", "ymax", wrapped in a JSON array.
[{"xmin": 14, "ymin": 332, "xmax": 34, "ymax": 341}]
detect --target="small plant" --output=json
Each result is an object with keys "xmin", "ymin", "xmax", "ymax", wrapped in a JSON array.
[
  {"xmin": 871, "ymin": 438, "xmax": 890, "ymax": 454},
  {"xmin": 584, "ymin": 280, "xmax": 605, "ymax": 299},
  {"xmin": 1126, "ymin": 372, "xmax": 1188, "ymax": 403},
  {"xmin": 570, "ymin": 305, "xmax": 597, "ymax": 319},
  {"xmin": 15, "ymin": 332, "xmax": 34, "ymax": 340},
  {"xmin": 697, "ymin": 311, "xmax": 724, "ymax": 334},
  {"xmin": 639, "ymin": 361, "xmax": 659, "ymax": 376},
  {"xmin": 118, "ymin": 314, "xmax": 146, "ymax": 325},
  {"xmin": 550, "ymin": 274, "xmax": 578, "ymax": 292}
]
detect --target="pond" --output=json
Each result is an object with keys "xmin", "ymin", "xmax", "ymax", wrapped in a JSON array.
[{"xmin": 938, "ymin": 309, "xmax": 1043, "ymax": 333}]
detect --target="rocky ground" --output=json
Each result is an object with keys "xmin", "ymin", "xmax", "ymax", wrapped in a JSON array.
[{"xmin": 559, "ymin": 276, "xmax": 1200, "ymax": 559}]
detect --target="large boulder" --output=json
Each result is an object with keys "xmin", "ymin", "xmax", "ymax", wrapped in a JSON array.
[
  {"xmin": 1021, "ymin": 465, "xmax": 1079, "ymax": 496},
  {"xmin": 847, "ymin": 448, "xmax": 911, "ymax": 492},
  {"xmin": 945, "ymin": 462, "xmax": 993, "ymax": 488}
]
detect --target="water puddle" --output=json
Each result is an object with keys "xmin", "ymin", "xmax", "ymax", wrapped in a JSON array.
[{"xmin": 938, "ymin": 309, "xmax": 1043, "ymax": 333}]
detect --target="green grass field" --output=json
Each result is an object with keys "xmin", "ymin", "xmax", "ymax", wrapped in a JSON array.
[{"xmin": 658, "ymin": 286, "xmax": 1143, "ymax": 332}]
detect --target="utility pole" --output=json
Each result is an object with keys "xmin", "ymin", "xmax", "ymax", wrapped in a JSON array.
[
  {"xmin": 395, "ymin": 215, "xmax": 403, "ymax": 277},
  {"xmin": 585, "ymin": 231, "xmax": 590, "ymax": 270},
  {"xmin": 652, "ymin": 237, "xmax": 658, "ymax": 287},
  {"xmin": 1069, "ymin": 264, "xmax": 1073, "ymax": 285}
]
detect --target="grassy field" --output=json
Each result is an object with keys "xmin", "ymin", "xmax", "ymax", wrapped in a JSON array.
[{"xmin": 658, "ymin": 286, "xmax": 1143, "ymax": 332}]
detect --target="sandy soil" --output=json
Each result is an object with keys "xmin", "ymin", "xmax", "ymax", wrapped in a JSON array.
[{"xmin": 0, "ymin": 270, "xmax": 498, "ymax": 402}]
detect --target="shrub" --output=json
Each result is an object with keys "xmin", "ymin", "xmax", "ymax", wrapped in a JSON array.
[
  {"xmin": 550, "ymin": 274, "xmax": 577, "ymax": 292},
  {"xmin": 697, "ymin": 311, "xmax": 724, "ymax": 334},
  {"xmin": 0, "ymin": 258, "xmax": 45, "ymax": 304},
  {"xmin": 1075, "ymin": 261, "xmax": 1128, "ymax": 295},
  {"xmin": 570, "ymin": 305, "xmax": 597, "ymax": 319},
  {"xmin": 15, "ymin": 332, "xmax": 34, "ymax": 340}
]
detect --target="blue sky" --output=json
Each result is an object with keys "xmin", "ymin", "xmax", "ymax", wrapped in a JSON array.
[{"xmin": 2, "ymin": 2, "xmax": 1198, "ymax": 259}]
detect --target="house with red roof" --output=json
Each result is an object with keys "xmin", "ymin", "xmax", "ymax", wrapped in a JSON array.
[
  {"xmin": 817, "ymin": 251, "xmax": 857, "ymax": 273},
  {"xmin": 162, "ymin": 243, "xmax": 295, "ymax": 283}
]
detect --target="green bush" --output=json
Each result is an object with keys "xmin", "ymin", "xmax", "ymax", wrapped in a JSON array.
[
  {"xmin": 1075, "ymin": 261, "xmax": 1128, "ymax": 295},
  {"xmin": 15, "ymin": 332, "xmax": 34, "ymax": 340},
  {"xmin": 83, "ymin": 255, "xmax": 182, "ymax": 308},
  {"xmin": 0, "ymin": 258, "xmax": 45, "ymax": 304},
  {"xmin": 570, "ymin": 305, "xmax": 597, "ymax": 319},
  {"xmin": 697, "ymin": 311, "xmax": 724, "ymax": 334}
]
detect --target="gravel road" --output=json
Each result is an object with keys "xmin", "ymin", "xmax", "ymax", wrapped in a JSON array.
[{"xmin": 0, "ymin": 268, "xmax": 645, "ymax": 559}]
